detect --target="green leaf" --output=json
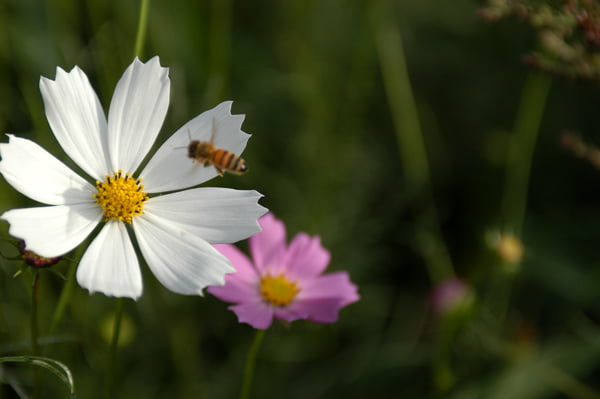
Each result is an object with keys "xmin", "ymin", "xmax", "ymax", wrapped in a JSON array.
[{"xmin": 0, "ymin": 355, "xmax": 76, "ymax": 398}]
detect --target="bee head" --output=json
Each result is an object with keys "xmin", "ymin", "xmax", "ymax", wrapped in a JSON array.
[{"xmin": 187, "ymin": 141, "xmax": 199, "ymax": 159}]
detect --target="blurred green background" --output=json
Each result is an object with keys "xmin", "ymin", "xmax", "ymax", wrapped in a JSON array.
[{"xmin": 2, "ymin": 0, "xmax": 600, "ymax": 398}]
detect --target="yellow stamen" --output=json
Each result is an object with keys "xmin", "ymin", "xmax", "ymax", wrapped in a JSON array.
[
  {"xmin": 93, "ymin": 170, "xmax": 148, "ymax": 224},
  {"xmin": 260, "ymin": 274, "xmax": 299, "ymax": 306}
]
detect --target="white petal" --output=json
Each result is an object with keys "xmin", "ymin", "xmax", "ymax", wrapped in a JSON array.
[
  {"xmin": 40, "ymin": 66, "xmax": 111, "ymax": 180},
  {"xmin": 1, "ymin": 203, "xmax": 102, "ymax": 257},
  {"xmin": 140, "ymin": 101, "xmax": 250, "ymax": 193},
  {"xmin": 107, "ymin": 56, "xmax": 170, "ymax": 173},
  {"xmin": 77, "ymin": 220, "xmax": 142, "ymax": 299},
  {"xmin": 0, "ymin": 135, "xmax": 96, "ymax": 205},
  {"xmin": 133, "ymin": 212, "xmax": 235, "ymax": 295},
  {"xmin": 144, "ymin": 187, "xmax": 266, "ymax": 244}
]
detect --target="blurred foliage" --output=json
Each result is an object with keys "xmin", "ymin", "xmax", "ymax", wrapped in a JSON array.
[
  {"xmin": 1, "ymin": 0, "xmax": 600, "ymax": 398},
  {"xmin": 480, "ymin": 0, "xmax": 600, "ymax": 81}
]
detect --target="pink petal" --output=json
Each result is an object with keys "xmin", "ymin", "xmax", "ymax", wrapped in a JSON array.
[
  {"xmin": 230, "ymin": 301, "xmax": 274, "ymax": 330},
  {"xmin": 278, "ymin": 297, "xmax": 347, "ymax": 324},
  {"xmin": 208, "ymin": 244, "xmax": 262, "ymax": 303},
  {"xmin": 249, "ymin": 213, "xmax": 287, "ymax": 272},
  {"xmin": 284, "ymin": 233, "xmax": 330, "ymax": 280},
  {"xmin": 207, "ymin": 275, "xmax": 260, "ymax": 304},
  {"xmin": 213, "ymin": 244, "xmax": 258, "ymax": 283},
  {"xmin": 273, "ymin": 303, "xmax": 309, "ymax": 322},
  {"xmin": 297, "ymin": 271, "xmax": 360, "ymax": 306}
]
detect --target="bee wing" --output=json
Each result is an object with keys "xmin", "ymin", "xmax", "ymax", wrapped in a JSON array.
[
  {"xmin": 140, "ymin": 101, "xmax": 250, "ymax": 192},
  {"xmin": 210, "ymin": 117, "xmax": 217, "ymax": 143}
]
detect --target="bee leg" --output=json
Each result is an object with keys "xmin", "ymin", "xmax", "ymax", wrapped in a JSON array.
[{"xmin": 215, "ymin": 166, "xmax": 224, "ymax": 177}]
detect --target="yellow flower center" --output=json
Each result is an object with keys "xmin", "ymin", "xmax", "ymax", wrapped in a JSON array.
[
  {"xmin": 93, "ymin": 170, "xmax": 148, "ymax": 224},
  {"xmin": 260, "ymin": 274, "xmax": 299, "ymax": 306}
]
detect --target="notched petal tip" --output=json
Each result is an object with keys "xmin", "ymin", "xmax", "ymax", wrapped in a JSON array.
[
  {"xmin": 52, "ymin": 66, "xmax": 68, "ymax": 80},
  {"xmin": 41, "ymin": 65, "xmax": 84, "ymax": 86},
  {"xmin": 216, "ymin": 100, "xmax": 248, "ymax": 132},
  {"xmin": 108, "ymin": 54, "xmax": 171, "ymax": 174},
  {"xmin": 1, "ymin": 132, "xmax": 15, "ymax": 147},
  {"xmin": 67, "ymin": 65, "xmax": 84, "ymax": 75},
  {"xmin": 134, "ymin": 55, "xmax": 169, "ymax": 78},
  {"xmin": 126, "ymin": 55, "xmax": 169, "ymax": 79},
  {"xmin": 143, "ymin": 55, "xmax": 160, "ymax": 64}
]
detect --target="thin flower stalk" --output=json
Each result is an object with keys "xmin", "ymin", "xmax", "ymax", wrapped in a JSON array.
[
  {"xmin": 373, "ymin": 3, "xmax": 454, "ymax": 283},
  {"xmin": 502, "ymin": 73, "xmax": 552, "ymax": 237},
  {"xmin": 105, "ymin": 298, "xmax": 124, "ymax": 399},
  {"xmin": 240, "ymin": 329, "xmax": 266, "ymax": 399},
  {"xmin": 133, "ymin": 0, "xmax": 150, "ymax": 59}
]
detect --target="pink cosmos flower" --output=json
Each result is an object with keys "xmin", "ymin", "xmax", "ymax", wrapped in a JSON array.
[{"xmin": 208, "ymin": 213, "xmax": 359, "ymax": 329}]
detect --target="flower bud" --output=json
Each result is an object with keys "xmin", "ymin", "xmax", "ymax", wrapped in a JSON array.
[
  {"xmin": 430, "ymin": 278, "xmax": 474, "ymax": 318},
  {"xmin": 18, "ymin": 240, "xmax": 60, "ymax": 268}
]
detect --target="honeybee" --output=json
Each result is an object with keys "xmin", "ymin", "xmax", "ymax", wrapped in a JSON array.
[{"xmin": 187, "ymin": 118, "xmax": 248, "ymax": 176}]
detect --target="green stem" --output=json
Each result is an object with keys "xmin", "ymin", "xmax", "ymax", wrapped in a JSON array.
[
  {"xmin": 240, "ymin": 329, "xmax": 266, "ymax": 399},
  {"xmin": 376, "ymin": 28, "xmax": 428, "ymax": 190},
  {"xmin": 374, "ymin": 10, "xmax": 454, "ymax": 283},
  {"xmin": 204, "ymin": 0, "xmax": 233, "ymax": 105},
  {"xmin": 105, "ymin": 298, "xmax": 124, "ymax": 399},
  {"xmin": 31, "ymin": 271, "xmax": 40, "ymax": 356},
  {"xmin": 502, "ymin": 73, "xmax": 552, "ymax": 237},
  {"xmin": 48, "ymin": 259, "xmax": 77, "ymax": 337},
  {"xmin": 133, "ymin": 0, "xmax": 151, "ymax": 59},
  {"xmin": 486, "ymin": 74, "xmax": 551, "ymax": 325},
  {"xmin": 31, "ymin": 271, "xmax": 40, "ymax": 399}
]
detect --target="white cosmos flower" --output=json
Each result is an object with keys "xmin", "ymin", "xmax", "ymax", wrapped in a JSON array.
[{"xmin": 0, "ymin": 56, "xmax": 267, "ymax": 299}]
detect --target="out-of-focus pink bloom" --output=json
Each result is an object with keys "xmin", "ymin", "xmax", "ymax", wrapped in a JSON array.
[
  {"xmin": 429, "ymin": 278, "xmax": 474, "ymax": 317},
  {"xmin": 208, "ymin": 213, "xmax": 359, "ymax": 329}
]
